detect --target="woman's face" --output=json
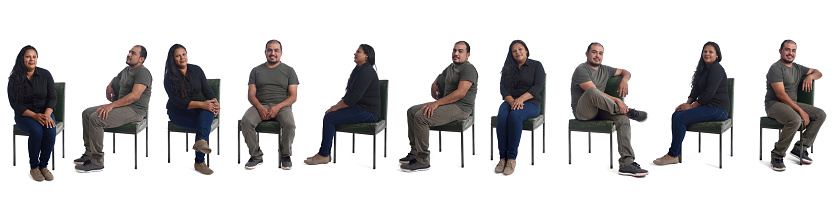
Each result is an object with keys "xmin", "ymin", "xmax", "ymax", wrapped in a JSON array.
[
  {"xmin": 173, "ymin": 47, "xmax": 188, "ymax": 69},
  {"xmin": 702, "ymin": 45, "xmax": 718, "ymax": 64},
  {"xmin": 23, "ymin": 49, "xmax": 38, "ymax": 71},
  {"xmin": 353, "ymin": 47, "xmax": 367, "ymax": 65},
  {"xmin": 511, "ymin": 43, "xmax": 527, "ymax": 64}
]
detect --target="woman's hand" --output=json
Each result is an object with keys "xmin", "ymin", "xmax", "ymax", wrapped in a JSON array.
[
  {"xmin": 511, "ymin": 98, "xmax": 525, "ymax": 110},
  {"xmin": 40, "ymin": 114, "xmax": 56, "ymax": 128},
  {"xmin": 30, "ymin": 113, "xmax": 47, "ymax": 126},
  {"xmin": 676, "ymin": 103, "xmax": 692, "ymax": 111}
]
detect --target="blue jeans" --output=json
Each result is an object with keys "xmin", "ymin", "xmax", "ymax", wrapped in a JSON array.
[
  {"xmin": 668, "ymin": 106, "xmax": 729, "ymax": 157},
  {"xmin": 15, "ymin": 115, "xmax": 57, "ymax": 169},
  {"xmin": 318, "ymin": 107, "xmax": 378, "ymax": 157},
  {"xmin": 496, "ymin": 102, "xmax": 541, "ymax": 160},
  {"xmin": 168, "ymin": 108, "xmax": 215, "ymax": 164}
]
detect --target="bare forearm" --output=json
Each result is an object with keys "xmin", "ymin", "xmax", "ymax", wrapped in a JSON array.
[
  {"xmin": 110, "ymin": 94, "xmax": 139, "ymax": 108},
  {"xmin": 275, "ymin": 94, "xmax": 298, "ymax": 109},
  {"xmin": 434, "ymin": 91, "xmax": 464, "ymax": 106},
  {"xmin": 777, "ymin": 94, "xmax": 804, "ymax": 113},
  {"xmin": 515, "ymin": 92, "xmax": 534, "ymax": 102}
]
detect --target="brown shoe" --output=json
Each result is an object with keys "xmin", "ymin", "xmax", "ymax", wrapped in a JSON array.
[
  {"xmin": 652, "ymin": 154, "xmax": 679, "ymax": 166},
  {"xmin": 192, "ymin": 139, "xmax": 212, "ymax": 154},
  {"xmin": 303, "ymin": 154, "xmax": 331, "ymax": 165},
  {"xmin": 503, "ymin": 159, "xmax": 516, "ymax": 175},
  {"xmin": 30, "ymin": 169, "xmax": 45, "ymax": 182},
  {"xmin": 494, "ymin": 158, "xmax": 506, "ymax": 173},
  {"xmin": 40, "ymin": 168, "xmax": 54, "ymax": 181},
  {"xmin": 194, "ymin": 163, "xmax": 214, "ymax": 175}
]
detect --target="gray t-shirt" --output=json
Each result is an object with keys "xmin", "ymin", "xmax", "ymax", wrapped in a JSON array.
[
  {"xmin": 764, "ymin": 60, "xmax": 810, "ymax": 109},
  {"xmin": 439, "ymin": 61, "xmax": 478, "ymax": 113},
  {"xmin": 116, "ymin": 65, "xmax": 153, "ymax": 116},
  {"xmin": 248, "ymin": 62, "xmax": 300, "ymax": 106},
  {"xmin": 570, "ymin": 63, "xmax": 616, "ymax": 112}
]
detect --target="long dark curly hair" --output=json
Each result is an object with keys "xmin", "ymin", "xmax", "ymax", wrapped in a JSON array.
[
  {"xmin": 164, "ymin": 44, "xmax": 191, "ymax": 99},
  {"xmin": 9, "ymin": 45, "xmax": 38, "ymax": 102},
  {"xmin": 502, "ymin": 40, "xmax": 529, "ymax": 90},
  {"xmin": 692, "ymin": 41, "xmax": 722, "ymax": 88}
]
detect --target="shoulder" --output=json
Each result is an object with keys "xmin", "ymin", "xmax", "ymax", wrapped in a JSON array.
[
  {"xmin": 252, "ymin": 63, "xmax": 267, "ymax": 71},
  {"xmin": 188, "ymin": 64, "xmax": 203, "ymax": 71},
  {"xmin": 36, "ymin": 67, "xmax": 53, "ymax": 77},
  {"xmin": 280, "ymin": 63, "xmax": 296, "ymax": 72},
  {"xmin": 573, "ymin": 63, "xmax": 587, "ymax": 71},
  {"xmin": 527, "ymin": 59, "xmax": 542, "ymax": 66},
  {"xmin": 768, "ymin": 61, "xmax": 783, "ymax": 71},
  {"xmin": 460, "ymin": 62, "xmax": 477, "ymax": 72}
]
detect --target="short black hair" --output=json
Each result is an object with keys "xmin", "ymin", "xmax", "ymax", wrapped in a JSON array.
[
  {"xmin": 266, "ymin": 39, "xmax": 282, "ymax": 51},
  {"xmin": 455, "ymin": 41, "xmax": 470, "ymax": 53},
  {"xmin": 135, "ymin": 45, "xmax": 147, "ymax": 60},
  {"xmin": 780, "ymin": 39, "xmax": 796, "ymax": 50},
  {"xmin": 587, "ymin": 42, "xmax": 603, "ymax": 52}
]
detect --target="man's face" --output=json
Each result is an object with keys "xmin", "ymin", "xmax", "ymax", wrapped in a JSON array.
[
  {"xmin": 126, "ymin": 46, "xmax": 144, "ymax": 67},
  {"xmin": 452, "ymin": 42, "xmax": 469, "ymax": 64},
  {"xmin": 586, "ymin": 44, "xmax": 604, "ymax": 66},
  {"xmin": 265, "ymin": 42, "xmax": 282, "ymax": 64},
  {"xmin": 780, "ymin": 42, "xmax": 796, "ymax": 63}
]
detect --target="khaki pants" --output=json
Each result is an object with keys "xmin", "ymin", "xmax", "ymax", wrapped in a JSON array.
[
  {"xmin": 81, "ymin": 105, "xmax": 144, "ymax": 166},
  {"xmin": 573, "ymin": 88, "xmax": 635, "ymax": 168},
  {"xmin": 767, "ymin": 102, "xmax": 826, "ymax": 159},
  {"xmin": 241, "ymin": 104, "xmax": 296, "ymax": 159},
  {"xmin": 406, "ymin": 102, "xmax": 470, "ymax": 164}
]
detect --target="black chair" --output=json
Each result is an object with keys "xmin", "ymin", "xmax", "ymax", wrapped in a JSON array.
[
  {"xmin": 333, "ymin": 80, "xmax": 388, "ymax": 169},
  {"xmin": 491, "ymin": 75, "xmax": 546, "ymax": 165},
  {"xmin": 568, "ymin": 76, "xmax": 621, "ymax": 169},
  {"xmin": 430, "ymin": 74, "xmax": 475, "ymax": 168},
  {"xmin": 168, "ymin": 79, "xmax": 220, "ymax": 166},
  {"xmin": 104, "ymin": 77, "xmax": 148, "ymax": 169},
  {"xmin": 683, "ymin": 78, "xmax": 734, "ymax": 169},
  {"xmin": 760, "ymin": 76, "xmax": 814, "ymax": 166},
  {"xmin": 12, "ymin": 82, "xmax": 65, "ymax": 170}
]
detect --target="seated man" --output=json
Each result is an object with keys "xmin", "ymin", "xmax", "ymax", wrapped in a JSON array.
[
  {"xmin": 765, "ymin": 39, "xmax": 826, "ymax": 171},
  {"xmin": 570, "ymin": 42, "xmax": 648, "ymax": 177},
  {"xmin": 400, "ymin": 41, "xmax": 478, "ymax": 172},
  {"xmin": 74, "ymin": 45, "xmax": 152, "ymax": 172}
]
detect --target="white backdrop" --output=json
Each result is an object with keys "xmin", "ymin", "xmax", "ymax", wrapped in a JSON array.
[{"xmin": 1, "ymin": 0, "xmax": 834, "ymax": 207}]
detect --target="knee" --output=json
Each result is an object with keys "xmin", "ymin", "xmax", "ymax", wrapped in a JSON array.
[
  {"xmin": 613, "ymin": 115, "xmax": 631, "ymax": 125},
  {"xmin": 785, "ymin": 117, "xmax": 802, "ymax": 128},
  {"xmin": 280, "ymin": 118, "xmax": 296, "ymax": 130}
]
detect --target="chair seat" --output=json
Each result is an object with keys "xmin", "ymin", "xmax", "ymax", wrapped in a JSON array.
[
  {"xmin": 335, "ymin": 120, "xmax": 387, "ymax": 135},
  {"xmin": 686, "ymin": 118, "xmax": 732, "ymax": 134},
  {"xmin": 491, "ymin": 115, "xmax": 545, "ymax": 130},
  {"xmin": 568, "ymin": 119, "xmax": 615, "ymax": 133},
  {"xmin": 169, "ymin": 119, "xmax": 219, "ymax": 133},
  {"xmin": 760, "ymin": 116, "xmax": 803, "ymax": 131},
  {"xmin": 104, "ymin": 119, "xmax": 147, "ymax": 134},
  {"xmin": 430, "ymin": 116, "xmax": 473, "ymax": 132},
  {"xmin": 238, "ymin": 120, "xmax": 283, "ymax": 134},
  {"xmin": 13, "ymin": 122, "xmax": 65, "ymax": 136}
]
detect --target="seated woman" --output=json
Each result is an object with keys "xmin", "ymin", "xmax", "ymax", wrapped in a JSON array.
[
  {"xmin": 654, "ymin": 41, "xmax": 729, "ymax": 166},
  {"xmin": 494, "ymin": 40, "xmax": 545, "ymax": 175},
  {"xmin": 163, "ymin": 44, "xmax": 220, "ymax": 175},
  {"xmin": 304, "ymin": 44, "xmax": 381, "ymax": 165},
  {"xmin": 8, "ymin": 45, "xmax": 58, "ymax": 181}
]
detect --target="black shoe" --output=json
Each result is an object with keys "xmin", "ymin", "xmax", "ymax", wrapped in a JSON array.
[
  {"xmin": 281, "ymin": 156, "xmax": 292, "ymax": 170},
  {"xmin": 625, "ymin": 108, "xmax": 648, "ymax": 122},
  {"xmin": 399, "ymin": 153, "xmax": 416, "ymax": 164},
  {"xmin": 73, "ymin": 154, "xmax": 90, "ymax": 165},
  {"xmin": 400, "ymin": 159, "xmax": 430, "ymax": 172},
  {"xmin": 244, "ymin": 157, "xmax": 263, "ymax": 170},
  {"xmin": 790, "ymin": 149, "xmax": 813, "ymax": 164},
  {"xmin": 771, "ymin": 158, "xmax": 786, "ymax": 171},
  {"xmin": 618, "ymin": 162, "xmax": 648, "ymax": 177},
  {"xmin": 75, "ymin": 160, "xmax": 104, "ymax": 173}
]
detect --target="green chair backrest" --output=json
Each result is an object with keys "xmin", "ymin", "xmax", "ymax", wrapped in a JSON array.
[
  {"xmin": 200, "ymin": 79, "xmax": 220, "ymax": 119},
  {"xmin": 727, "ymin": 78, "xmax": 734, "ymax": 119},
  {"xmin": 797, "ymin": 75, "xmax": 814, "ymax": 106},
  {"xmin": 379, "ymin": 80, "xmax": 388, "ymax": 121},
  {"xmin": 54, "ymin": 82, "xmax": 65, "ymax": 122},
  {"xmin": 604, "ymin": 75, "xmax": 624, "ymax": 101}
]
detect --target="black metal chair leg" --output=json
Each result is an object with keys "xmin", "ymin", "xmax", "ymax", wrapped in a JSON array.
[
  {"xmin": 490, "ymin": 127, "xmax": 494, "ymax": 160},
  {"xmin": 352, "ymin": 133, "xmax": 355, "ymax": 153},
  {"xmin": 373, "ymin": 134, "xmax": 377, "ymax": 169},
  {"xmin": 730, "ymin": 126, "xmax": 734, "ymax": 156},
  {"xmin": 113, "ymin": 133, "xmax": 115, "ymax": 153},
  {"xmin": 237, "ymin": 129, "xmax": 241, "ymax": 164},
  {"xmin": 52, "ymin": 148, "xmax": 55, "ymax": 170},
  {"xmin": 543, "ymin": 123, "xmax": 546, "ymax": 153},
  {"xmin": 588, "ymin": 132, "xmax": 591, "ymax": 153},
  {"xmin": 568, "ymin": 130, "xmax": 571, "ymax": 164},
  {"xmin": 62, "ymin": 131, "xmax": 65, "ymax": 158},
  {"xmin": 759, "ymin": 127, "xmax": 763, "ymax": 160},
  {"xmin": 460, "ymin": 132, "xmax": 464, "ymax": 168},
  {"xmin": 439, "ymin": 131, "xmax": 442, "ymax": 152},
  {"xmin": 531, "ymin": 130, "xmax": 534, "ymax": 166},
  {"xmin": 609, "ymin": 133, "xmax": 613, "ymax": 169},
  {"xmin": 217, "ymin": 126, "xmax": 220, "ymax": 155},
  {"xmin": 278, "ymin": 134, "xmax": 282, "ymax": 168},
  {"xmin": 333, "ymin": 133, "xmax": 337, "ymax": 163},
  {"xmin": 384, "ymin": 128, "xmax": 388, "ymax": 157},
  {"xmin": 698, "ymin": 132, "xmax": 702, "ymax": 153},
  {"xmin": 186, "ymin": 133, "xmax": 189, "ymax": 152},
  {"xmin": 168, "ymin": 130, "xmax": 171, "ymax": 163},
  {"xmin": 134, "ymin": 134, "xmax": 138, "ymax": 169},
  {"xmin": 472, "ymin": 123, "xmax": 475, "ymax": 156},
  {"xmin": 13, "ymin": 134, "xmax": 16, "ymax": 166},
  {"xmin": 719, "ymin": 133, "xmax": 723, "ymax": 169}
]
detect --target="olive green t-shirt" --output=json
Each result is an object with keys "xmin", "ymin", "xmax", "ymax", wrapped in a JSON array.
[
  {"xmin": 764, "ymin": 60, "xmax": 810, "ymax": 110},
  {"xmin": 248, "ymin": 63, "xmax": 300, "ymax": 106},
  {"xmin": 438, "ymin": 61, "xmax": 478, "ymax": 113},
  {"xmin": 116, "ymin": 65, "xmax": 153, "ymax": 116},
  {"xmin": 570, "ymin": 63, "xmax": 617, "ymax": 112}
]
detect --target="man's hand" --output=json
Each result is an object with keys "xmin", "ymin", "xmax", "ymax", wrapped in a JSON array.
[
  {"xmin": 616, "ymin": 99, "xmax": 629, "ymax": 114},
  {"xmin": 257, "ymin": 105, "xmax": 270, "ymax": 120},
  {"xmin": 95, "ymin": 104, "xmax": 115, "ymax": 119},
  {"xmin": 421, "ymin": 102, "xmax": 440, "ymax": 117},
  {"xmin": 618, "ymin": 81, "xmax": 629, "ymax": 97},
  {"xmin": 799, "ymin": 110, "xmax": 810, "ymax": 126},
  {"xmin": 268, "ymin": 105, "xmax": 283, "ymax": 119},
  {"xmin": 802, "ymin": 76, "xmax": 814, "ymax": 92}
]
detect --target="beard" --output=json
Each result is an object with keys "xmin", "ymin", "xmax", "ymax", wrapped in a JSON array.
[
  {"xmin": 587, "ymin": 61, "xmax": 601, "ymax": 67},
  {"xmin": 267, "ymin": 60, "xmax": 279, "ymax": 65},
  {"xmin": 780, "ymin": 57, "xmax": 793, "ymax": 64}
]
